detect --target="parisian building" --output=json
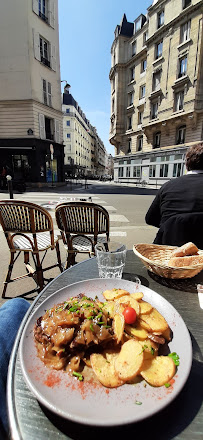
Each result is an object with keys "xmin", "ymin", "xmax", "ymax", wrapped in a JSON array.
[
  {"xmin": 62, "ymin": 89, "xmax": 107, "ymax": 178},
  {"xmin": 109, "ymin": 0, "xmax": 203, "ymax": 185},
  {"xmin": 0, "ymin": 0, "xmax": 64, "ymax": 184}
]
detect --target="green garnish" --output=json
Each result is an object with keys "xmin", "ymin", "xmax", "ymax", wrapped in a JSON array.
[
  {"xmin": 164, "ymin": 382, "xmax": 171, "ymax": 388},
  {"xmin": 150, "ymin": 347, "xmax": 155, "ymax": 355},
  {"xmin": 104, "ymin": 325, "xmax": 111, "ymax": 328},
  {"xmin": 72, "ymin": 371, "xmax": 84, "ymax": 381},
  {"xmin": 135, "ymin": 401, "xmax": 142, "ymax": 405},
  {"xmin": 168, "ymin": 352, "xmax": 180, "ymax": 366},
  {"xmin": 90, "ymin": 323, "xmax": 94, "ymax": 331},
  {"xmin": 139, "ymin": 344, "xmax": 148, "ymax": 354}
]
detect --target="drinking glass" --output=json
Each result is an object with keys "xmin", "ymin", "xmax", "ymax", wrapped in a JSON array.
[{"xmin": 95, "ymin": 242, "xmax": 127, "ymax": 279}]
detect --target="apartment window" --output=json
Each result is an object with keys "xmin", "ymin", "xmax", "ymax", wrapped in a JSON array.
[
  {"xmin": 135, "ymin": 17, "xmax": 142, "ymax": 32},
  {"xmin": 173, "ymin": 163, "xmax": 182, "ymax": 177},
  {"xmin": 180, "ymin": 21, "xmax": 191, "ymax": 43},
  {"xmin": 140, "ymin": 84, "xmax": 146, "ymax": 99},
  {"xmin": 143, "ymin": 31, "xmax": 148, "ymax": 45},
  {"xmin": 67, "ymin": 134, "xmax": 71, "ymax": 138},
  {"xmin": 66, "ymin": 108, "xmax": 70, "ymax": 113},
  {"xmin": 39, "ymin": 0, "xmax": 48, "ymax": 22},
  {"xmin": 66, "ymin": 121, "xmax": 70, "ymax": 126},
  {"xmin": 40, "ymin": 36, "xmax": 50, "ymax": 67},
  {"xmin": 160, "ymin": 164, "xmax": 168, "ymax": 177},
  {"xmin": 138, "ymin": 110, "xmax": 143, "ymax": 125},
  {"xmin": 132, "ymin": 41, "xmax": 136, "ymax": 56},
  {"xmin": 133, "ymin": 166, "xmax": 141, "ymax": 177},
  {"xmin": 152, "ymin": 71, "xmax": 161, "ymax": 91},
  {"xmin": 183, "ymin": 0, "xmax": 191, "ymax": 9},
  {"xmin": 126, "ymin": 166, "xmax": 131, "ymax": 177},
  {"xmin": 157, "ymin": 11, "xmax": 164, "ymax": 28},
  {"xmin": 155, "ymin": 41, "xmax": 163, "ymax": 59},
  {"xmin": 137, "ymin": 135, "xmax": 143, "ymax": 151},
  {"xmin": 151, "ymin": 102, "xmax": 158, "ymax": 119},
  {"xmin": 128, "ymin": 116, "xmax": 132, "ymax": 130},
  {"xmin": 128, "ymin": 92, "xmax": 134, "ymax": 106},
  {"xmin": 176, "ymin": 125, "xmax": 186, "ymax": 144},
  {"xmin": 153, "ymin": 132, "xmax": 161, "ymax": 148},
  {"xmin": 179, "ymin": 56, "xmax": 187, "ymax": 77},
  {"xmin": 130, "ymin": 66, "xmax": 135, "ymax": 82},
  {"xmin": 118, "ymin": 167, "xmax": 124, "ymax": 177},
  {"xmin": 175, "ymin": 90, "xmax": 184, "ymax": 111},
  {"xmin": 43, "ymin": 79, "xmax": 52, "ymax": 106},
  {"xmin": 127, "ymin": 138, "xmax": 132, "ymax": 153},
  {"xmin": 45, "ymin": 117, "xmax": 54, "ymax": 140},
  {"xmin": 141, "ymin": 59, "xmax": 147, "ymax": 73},
  {"xmin": 149, "ymin": 165, "xmax": 156, "ymax": 177}
]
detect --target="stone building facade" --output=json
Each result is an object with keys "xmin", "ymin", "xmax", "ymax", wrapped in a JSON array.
[{"xmin": 109, "ymin": 0, "xmax": 203, "ymax": 185}]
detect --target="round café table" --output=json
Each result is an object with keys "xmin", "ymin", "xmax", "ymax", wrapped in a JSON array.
[{"xmin": 7, "ymin": 251, "xmax": 203, "ymax": 440}]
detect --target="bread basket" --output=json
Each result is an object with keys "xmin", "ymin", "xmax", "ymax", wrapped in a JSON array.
[{"xmin": 133, "ymin": 243, "xmax": 203, "ymax": 279}]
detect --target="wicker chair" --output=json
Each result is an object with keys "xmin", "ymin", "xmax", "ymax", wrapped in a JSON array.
[
  {"xmin": 55, "ymin": 201, "xmax": 110, "ymax": 268},
  {"xmin": 0, "ymin": 200, "xmax": 63, "ymax": 298}
]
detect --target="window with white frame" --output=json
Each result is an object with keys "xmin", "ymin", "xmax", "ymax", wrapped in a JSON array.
[
  {"xmin": 176, "ymin": 125, "xmax": 186, "ymax": 144},
  {"xmin": 67, "ymin": 133, "xmax": 71, "ymax": 138},
  {"xmin": 153, "ymin": 132, "xmax": 161, "ymax": 148},
  {"xmin": 66, "ymin": 108, "xmax": 70, "ymax": 113},
  {"xmin": 134, "ymin": 17, "xmax": 142, "ymax": 32},
  {"xmin": 138, "ymin": 110, "xmax": 143, "ymax": 125},
  {"xmin": 182, "ymin": 0, "xmax": 191, "ymax": 9},
  {"xmin": 126, "ymin": 166, "xmax": 131, "ymax": 177},
  {"xmin": 155, "ymin": 41, "xmax": 163, "ymax": 59},
  {"xmin": 175, "ymin": 90, "xmax": 184, "ymax": 111},
  {"xmin": 157, "ymin": 10, "xmax": 164, "ymax": 28},
  {"xmin": 33, "ymin": 0, "xmax": 55, "ymax": 28},
  {"xmin": 137, "ymin": 135, "xmax": 143, "ymax": 151},
  {"xmin": 152, "ymin": 70, "xmax": 161, "ymax": 91},
  {"xmin": 127, "ymin": 116, "xmax": 132, "ymax": 130},
  {"xmin": 178, "ymin": 56, "xmax": 187, "ymax": 77},
  {"xmin": 140, "ymin": 84, "xmax": 146, "ymax": 99},
  {"xmin": 118, "ymin": 167, "xmax": 124, "ymax": 177},
  {"xmin": 127, "ymin": 138, "xmax": 132, "ymax": 153},
  {"xmin": 173, "ymin": 163, "xmax": 182, "ymax": 177},
  {"xmin": 130, "ymin": 66, "xmax": 135, "ymax": 82},
  {"xmin": 160, "ymin": 164, "xmax": 168, "ymax": 177},
  {"xmin": 128, "ymin": 92, "xmax": 134, "ymax": 106},
  {"xmin": 132, "ymin": 41, "xmax": 136, "ymax": 56},
  {"xmin": 151, "ymin": 102, "xmax": 158, "ymax": 119},
  {"xmin": 133, "ymin": 166, "xmax": 141, "ymax": 177},
  {"xmin": 180, "ymin": 21, "xmax": 191, "ymax": 43},
  {"xmin": 149, "ymin": 165, "xmax": 156, "ymax": 177},
  {"xmin": 38, "ymin": 0, "xmax": 48, "ymax": 22},
  {"xmin": 141, "ymin": 59, "xmax": 147, "ymax": 73},
  {"xmin": 42, "ymin": 79, "xmax": 52, "ymax": 106},
  {"xmin": 40, "ymin": 36, "xmax": 50, "ymax": 66},
  {"xmin": 66, "ymin": 120, "xmax": 70, "ymax": 126},
  {"xmin": 143, "ymin": 31, "xmax": 148, "ymax": 45}
]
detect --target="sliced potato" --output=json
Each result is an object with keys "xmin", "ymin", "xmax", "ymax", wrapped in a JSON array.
[
  {"xmin": 125, "ymin": 323, "xmax": 148, "ymax": 340},
  {"xmin": 138, "ymin": 318, "xmax": 152, "ymax": 331},
  {"xmin": 139, "ymin": 301, "xmax": 153, "ymax": 315},
  {"xmin": 131, "ymin": 292, "xmax": 144, "ymax": 300},
  {"xmin": 102, "ymin": 301, "xmax": 115, "ymax": 318},
  {"xmin": 90, "ymin": 350, "xmax": 124, "ymax": 388},
  {"xmin": 141, "ymin": 308, "xmax": 169, "ymax": 332},
  {"xmin": 102, "ymin": 288, "xmax": 130, "ymax": 301},
  {"xmin": 115, "ymin": 295, "xmax": 140, "ymax": 316},
  {"xmin": 140, "ymin": 355, "xmax": 176, "ymax": 386},
  {"xmin": 113, "ymin": 313, "xmax": 125, "ymax": 343},
  {"xmin": 139, "ymin": 338, "xmax": 159, "ymax": 354},
  {"xmin": 114, "ymin": 339, "xmax": 144, "ymax": 381}
]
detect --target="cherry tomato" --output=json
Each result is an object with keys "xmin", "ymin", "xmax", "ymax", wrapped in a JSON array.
[{"xmin": 123, "ymin": 307, "xmax": 137, "ymax": 324}]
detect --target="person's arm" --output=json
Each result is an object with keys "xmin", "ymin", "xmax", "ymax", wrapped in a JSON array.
[{"xmin": 145, "ymin": 191, "xmax": 162, "ymax": 227}]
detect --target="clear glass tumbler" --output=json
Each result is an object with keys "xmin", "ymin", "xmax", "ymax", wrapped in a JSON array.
[{"xmin": 95, "ymin": 242, "xmax": 127, "ymax": 279}]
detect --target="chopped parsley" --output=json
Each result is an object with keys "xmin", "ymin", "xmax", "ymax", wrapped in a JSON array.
[{"xmin": 168, "ymin": 352, "xmax": 180, "ymax": 366}]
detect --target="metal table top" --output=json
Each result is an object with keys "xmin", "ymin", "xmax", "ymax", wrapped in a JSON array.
[{"xmin": 7, "ymin": 251, "xmax": 203, "ymax": 440}]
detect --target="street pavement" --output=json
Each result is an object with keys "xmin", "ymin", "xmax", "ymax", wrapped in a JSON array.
[{"xmin": 0, "ymin": 180, "xmax": 158, "ymax": 306}]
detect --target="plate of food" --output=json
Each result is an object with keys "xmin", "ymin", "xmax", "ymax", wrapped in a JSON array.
[{"xmin": 19, "ymin": 278, "xmax": 192, "ymax": 426}]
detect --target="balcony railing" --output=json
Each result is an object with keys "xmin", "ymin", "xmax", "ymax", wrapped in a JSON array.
[
  {"xmin": 39, "ymin": 11, "xmax": 48, "ymax": 23},
  {"xmin": 41, "ymin": 57, "xmax": 51, "ymax": 68}
]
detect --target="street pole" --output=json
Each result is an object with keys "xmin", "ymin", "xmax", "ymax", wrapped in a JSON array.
[{"xmin": 6, "ymin": 175, "xmax": 13, "ymax": 199}]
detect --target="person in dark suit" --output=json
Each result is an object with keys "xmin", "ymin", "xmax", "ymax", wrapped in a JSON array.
[{"xmin": 145, "ymin": 142, "xmax": 203, "ymax": 247}]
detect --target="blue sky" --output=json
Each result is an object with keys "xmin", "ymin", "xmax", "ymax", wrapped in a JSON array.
[{"xmin": 58, "ymin": 0, "xmax": 151, "ymax": 155}]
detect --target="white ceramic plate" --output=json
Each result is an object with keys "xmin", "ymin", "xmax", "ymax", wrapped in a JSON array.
[{"xmin": 19, "ymin": 278, "xmax": 192, "ymax": 426}]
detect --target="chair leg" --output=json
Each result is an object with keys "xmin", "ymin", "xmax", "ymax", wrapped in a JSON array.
[
  {"xmin": 56, "ymin": 241, "xmax": 63, "ymax": 272},
  {"xmin": 2, "ymin": 253, "xmax": 15, "ymax": 298},
  {"xmin": 35, "ymin": 252, "xmax": 44, "ymax": 291},
  {"xmin": 65, "ymin": 251, "xmax": 76, "ymax": 270}
]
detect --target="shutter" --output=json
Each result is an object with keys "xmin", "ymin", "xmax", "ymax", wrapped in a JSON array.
[
  {"xmin": 33, "ymin": 29, "xmax": 40, "ymax": 61},
  {"xmin": 32, "ymin": 0, "xmax": 39, "ymax": 15},
  {"xmin": 48, "ymin": 0, "xmax": 55, "ymax": 28},
  {"xmin": 39, "ymin": 114, "xmax": 46, "ymax": 139},
  {"xmin": 51, "ymin": 44, "xmax": 56, "ymax": 71},
  {"xmin": 55, "ymin": 120, "xmax": 60, "ymax": 143}
]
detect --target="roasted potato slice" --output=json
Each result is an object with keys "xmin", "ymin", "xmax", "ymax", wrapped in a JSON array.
[
  {"xmin": 139, "ymin": 301, "xmax": 153, "ymax": 315},
  {"xmin": 138, "ymin": 318, "xmax": 152, "ymax": 331},
  {"xmin": 115, "ymin": 339, "xmax": 144, "ymax": 381},
  {"xmin": 90, "ymin": 350, "xmax": 124, "ymax": 388},
  {"xmin": 115, "ymin": 295, "xmax": 140, "ymax": 316},
  {"xmin": 102, "ymin": 301, "xmax": 115, "ymax": 318},
  {"xmin": 125, "ymin": 323, "xmax": 148, "ymax": 340},
  {"xmin": 131, "ymin": 292, "xmax": 144, "ymax": 300},
  {"xmin": 140, "ymin": 355, "xmax": 176, "ymax": 386},
  {"xmin": 113, "ymin": 313, "xmax": 125, "ymax": 343},
  {"xmin": 102, "ymin": 288, "xmax": 130, "ymax": 301},
  {"xmin": 141, "ymin": 308, "xmax": 169, "ymax": 332}
]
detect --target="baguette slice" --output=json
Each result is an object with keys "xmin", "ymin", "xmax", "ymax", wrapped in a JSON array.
[
  {"xmin": 171, "ymin": 242, "xmax": 198, "ymax": 258},
  {"xmin": 168, "ymin": 254, "xmax": 203, "ymax": 267}
]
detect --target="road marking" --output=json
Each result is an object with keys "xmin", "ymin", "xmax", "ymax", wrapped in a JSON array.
[{"xmin": 110, "ymin": 214, "xmax": 129, "ymax": 223}]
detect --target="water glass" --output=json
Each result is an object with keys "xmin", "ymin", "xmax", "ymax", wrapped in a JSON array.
[{"xmin": 95, "ymin": 242, "xmax": 127, "ymax": 279}]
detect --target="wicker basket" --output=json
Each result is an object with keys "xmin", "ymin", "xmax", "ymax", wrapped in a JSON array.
[{"xmin": 133, "ymin": 243, "xmax": 203, "ymax": 279}]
